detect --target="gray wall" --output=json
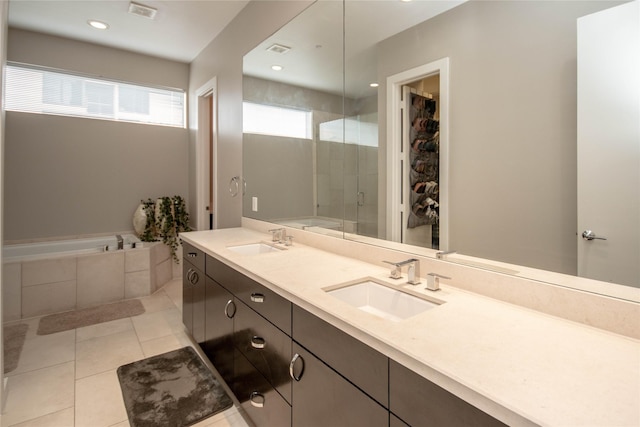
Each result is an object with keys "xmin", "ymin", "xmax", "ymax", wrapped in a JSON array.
[
  {"xmin": 4, "ymin": 29, "xmax": 189, "ymax": 241},
  {"xmin": 377, "ymin": 0, "xmax": 620, "ymax": 274},
  {"xmin": 188, "ymin": 1, "xmax": 313, "ymax": 230},
  {"xmin": 243, "ymin": 133, "xmax": 314, "ymax": 220}
]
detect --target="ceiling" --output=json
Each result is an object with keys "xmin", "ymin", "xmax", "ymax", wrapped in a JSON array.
[
  {"xmin": 243, "ymin": 0, "xmax": 465, "ymax": 99},
  {"xmin": 7, "ymin": 0, "xmax": 250, "ymax": 63}
]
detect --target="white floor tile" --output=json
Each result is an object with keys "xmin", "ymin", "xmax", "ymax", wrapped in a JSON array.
[
  {"xmin": 75, "ymin": 330, "xmax": 143, "ymax": 379},
  {"xmin": 75, "ymin": 317, "xmax": 133, "ymax": 342},
  {"xmin": 6, "ymin": 408, "xmax": 74, "ymax": 427},
  {"xmin": 2, "ymin": 362, "xmax": 75, "ymax": 426},
  {"xmin": 130, "ymin": 307, "xmax": 185, "ymax": 343},
  {"xmin": 75, "ymin": 370, "xmax": 127, "ymax": 427},
  {"xmin": 7, "ymin": 330, "xmax": 75, "ymax": 377},
  {"xmin": 138, "ymin": 289, "xmax": 176, "ymax": 313}
]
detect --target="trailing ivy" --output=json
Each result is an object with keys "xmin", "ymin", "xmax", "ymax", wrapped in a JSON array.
[
  {"xmin": 140, "ymin": 198, "xmax": 157, "ymax": 243},
  {"xmin": 138, "ymin": 195, "xmax": 191, "ymax": 262}
]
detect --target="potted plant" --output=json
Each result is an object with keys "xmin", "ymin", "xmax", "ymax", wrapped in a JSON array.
[{"xmin": 134, "ymin": 195, "xmax": 191, "ymax": 262}]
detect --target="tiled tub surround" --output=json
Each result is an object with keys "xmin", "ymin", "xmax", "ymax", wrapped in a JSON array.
[
  {"xmin": 180, "ymin": 225, "xmax": 640, "ymax": 427},
  {"xmin": 3, "ymin": 240, "xmax": 175, "ymax": 321}
]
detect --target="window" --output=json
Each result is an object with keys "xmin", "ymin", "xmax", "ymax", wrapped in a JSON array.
[
  {"xmin": 243, "ymin": 102, "xmax": 312, "ymax": 139},
  {"xmin": 5, "ymin": 63, "xmax": 185, "ymax": 128}
]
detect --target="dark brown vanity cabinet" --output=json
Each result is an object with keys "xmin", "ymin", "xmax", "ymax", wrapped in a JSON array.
[
  {"xmin": 291, "ymin": 305, "xmax": 389, "ymax": 427},
  {"xmin": 205, "ymin": 254, "xmax": 293, "ymax": 426},
  {"xmin": 290, "ymin": 343, "xmax": 388, "ymax": 427},
  {"xmin": 182, "ymin": 243, "xmax": 205, "ymax": 344},
  {"xmin": 202, "ymin": 276, "xmax": 235, "ymax": 386},
  {"xmin": 389, "ymin": 360, "xmax": 507, "ymax": 427}
]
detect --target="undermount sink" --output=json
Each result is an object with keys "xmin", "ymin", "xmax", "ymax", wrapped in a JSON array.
[
  {"xmin": 325, "ymin": 279, "xmax": 442, "ymax": 322},
  {"xmin": 227, "ymin": 242, "xmax": 283, "ymax": 255}
]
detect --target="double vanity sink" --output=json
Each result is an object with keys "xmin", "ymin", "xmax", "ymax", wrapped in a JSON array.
[
  {"xmin": 181, "ymin": 227, "xmax": 640, "ymax": 427},
  {"xmin": 226, "ymin": 241, "xmax": 444, "ymax": 322}
]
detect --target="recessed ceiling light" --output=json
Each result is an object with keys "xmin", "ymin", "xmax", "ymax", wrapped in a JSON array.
[
  {"xmin": 271, "ymin": 65, "xmax": 284, "ymax": 71},
  {"xmin": 370, "ymin": 83, "xmax": 379, "ymax": 88},
  {"xmin": 87, "ymin": 20, "xmax": 109, "ymax": 30}
]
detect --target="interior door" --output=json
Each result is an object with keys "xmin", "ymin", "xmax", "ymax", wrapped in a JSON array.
[{"xmin": 577, "ymin": 0, "xmax": 639, "ymax": 287}]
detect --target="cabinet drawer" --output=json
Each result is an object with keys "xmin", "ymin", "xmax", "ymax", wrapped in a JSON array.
[
  {"xmin": 233, "ymin": 349, "xmax": 292, "ymax": 427},
  {"xmin": 291, "ymin": 343, "xmax": 388, "ymax": 427},
  {"xmin": 235, "ymin": 299, "xmax": 292, "ymax": 404},
  {"xmin": 292, "ymin": 305, "xmax": 388, "ymax": 407},
  {"xmin": 206, "ymin": 255, "xmax": 291, "ymax": 334},
  {"xmin": 182, "ymin": 242, "xmax": 205, "ymax": 272},
  {"xmin": 389, "ymin": 360, "xmax": 507, "ymax": 427}
]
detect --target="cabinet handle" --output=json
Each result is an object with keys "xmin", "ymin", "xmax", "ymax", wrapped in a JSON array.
[
  {"xmin": 289, "ymin": 353, "xmax": 304, "ymax": 381},
  {"xmin": 251, "ymin": 336, "xmax": 266, "ymax": 349},
  {"xmin": 187, "ymin": 252, "xmax": 198, "ymax": 258},
  {"xmin": 189, "ymin": 270, "xmax": 199, "ymax": 285},
  {"xmin": 249, "ymin": 391, "xmax": 265, "ymax": 408},
  {"xmin": 186, "ymin": 269, "xmax": 194, "ymax": 283},
  {"xmin": 250, "ymin": 293, "xmax": 265, "ymax": 303},
  {"xmin": 224, "ymin": 300, "xmax": 236, "ymax": 319}
]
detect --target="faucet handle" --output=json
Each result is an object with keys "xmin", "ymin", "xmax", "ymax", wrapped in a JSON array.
[
  {"xmin": 268, "ymin": 228, "xmax": 284, "ymax": 242},
  {"xmin": 436, "ymin": 250, "xmax": 457, "ymax": 260},
  {"xmin": 383, "ymin": 261, "xmax": 403, "ymax": 279},
  {"xmin": 426, "ymin": 273, "xmax": 451, "ymax": 291}
]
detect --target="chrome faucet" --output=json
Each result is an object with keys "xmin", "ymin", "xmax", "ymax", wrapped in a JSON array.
[
  {"xmin": 116, "ymin": 234, "xmax": 124, "ymax": 250},
  {"xmin": 383, "ymin": 258, "xmax": 421, "ymax": 285},
  {"xmin": 426, "ymin": 273, "xmax": 450, "ymax": 291},
  {"xmin": 436, "ymin": 250, "xmax": 457, "ymax": 260},
  {"xmin": 268, "ymin": 228, "xmax": 286, "ymax": 243}
]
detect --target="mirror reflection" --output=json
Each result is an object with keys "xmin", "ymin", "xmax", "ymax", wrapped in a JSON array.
[{"xmin": 242, "ymin": 0, "xmax": 639, "ymax": 296}]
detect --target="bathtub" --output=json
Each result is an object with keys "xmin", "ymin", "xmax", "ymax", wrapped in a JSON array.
[
  {"xmin": 2, "ymin": 234, "xmax": 175, "ymax": 321},
  {"xmin": 3, "ymin": 234, "xmax": 141, "ymax": 262}
]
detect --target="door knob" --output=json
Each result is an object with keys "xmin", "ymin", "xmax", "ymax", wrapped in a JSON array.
[{"xmin": 582, "ymin": 230, "xmax": 607, "ymax": 241}]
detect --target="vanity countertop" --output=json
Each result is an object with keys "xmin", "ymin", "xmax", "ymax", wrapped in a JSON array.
[{"xmin": 181, "ymin": 228, "xmax": 640, "ymax": 427}]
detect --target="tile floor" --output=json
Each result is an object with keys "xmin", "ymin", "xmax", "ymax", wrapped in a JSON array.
[{"xmin": 1, "ymin": 278, "xmax": 251, "ymax": 427}]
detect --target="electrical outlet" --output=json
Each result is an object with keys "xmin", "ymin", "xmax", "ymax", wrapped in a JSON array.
[{"xmin": 252, "ymin": 197, "xmax": 258, "ymax": 212}]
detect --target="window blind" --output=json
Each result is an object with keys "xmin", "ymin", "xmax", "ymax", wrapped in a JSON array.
[{"xmin": 5, "ymin": 63, "xmax": 185, "ymax": 128}]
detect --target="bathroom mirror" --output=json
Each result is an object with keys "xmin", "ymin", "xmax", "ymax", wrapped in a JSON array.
[{"xmin": 242, "ymin": 0, "xmax": 639, "ymax": 300}]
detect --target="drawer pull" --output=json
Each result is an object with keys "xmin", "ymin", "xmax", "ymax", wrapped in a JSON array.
[
  {"xmin": 249, "ymin": 391, "xmax": 265, "ymax": 408},
  {"xmin": 251, "ymin": 336, "xmax": 266, "ymax": 349},
  {"xmin": 250, "ymin": 293, "xmax": 265, "ymax": 303},
  {"xmin": 224, "ymin": 300, "xmax": 236, "ymax": 319},
  {"xmin": 187, "ymin": 269, "xmax": 199, "ymax": 285},
  {"xmin": 187, "ymin": 252, "xmax": 198, "ymax": 258},
  {"xmin": 289, "ymin": 353, "xmax": 304, "ymax": 381}
]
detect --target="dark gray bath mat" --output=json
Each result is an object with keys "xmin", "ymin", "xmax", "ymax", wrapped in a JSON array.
[
  {"xmin": 37, "ymin": 299, "xmax": 145, "ymax": 335},
  {"xmin": 117, "ymin": 346, "xmax": 233, "ymax": 427},
  {"xmin": 4, "ymin": 323, "xmax": 28, "ymax": 373}
]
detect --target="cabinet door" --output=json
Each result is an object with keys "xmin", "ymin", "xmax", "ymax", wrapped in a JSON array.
[
  {"xmin": 183, "ymin": 260, "xmax": 205, "ymax": 344},
  {"xmin": 389, "ymin": 360, "xmax": 506, "ymax": 427},
  {"xmin": 293, "ymin": 305, "xmax": 388, "ymax": 407},
  {"xmin": 291, "ymin": 343, "xmax": 388, "ymax": 427},
  {"xmin": 182, "ymin": 259, "xmax": 194, "ymax": 336},
  {"xmin": 203, "ymin": 276, "xmax": 235, "ymax": 386},
  {"xmin": 234, "ymin": 349, "xmax": 292, "ymax": 427},
  {"xmin": 234, "ymin": 299, "xmax": 292, "ymax": 404}
]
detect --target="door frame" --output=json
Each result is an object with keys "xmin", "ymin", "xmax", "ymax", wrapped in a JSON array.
[
  {"xmin": 386, "ymin": 58, "xmax": 450, "ymax": 249},
  {"xmin": 195, "ymin": 77, "xmax": 218, "ymax": 231}
]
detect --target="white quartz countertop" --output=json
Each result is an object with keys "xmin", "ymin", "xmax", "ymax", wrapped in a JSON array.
[{"xmin": 181, "ymin": 228, "xmax": 640, "ymax": 427}]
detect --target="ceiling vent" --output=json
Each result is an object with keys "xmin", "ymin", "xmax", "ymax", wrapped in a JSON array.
[
  {"xmin": 266, "ymin": 44, "xmax": 291, "ymax": 54},
  {"xmin": 128, "ymin": 2, "xmax": 158, "ymax": 20}
]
